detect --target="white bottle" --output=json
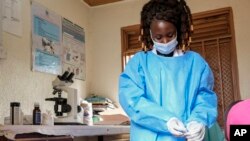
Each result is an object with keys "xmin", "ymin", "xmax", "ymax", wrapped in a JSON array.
[{"xmin": 81, "ymin": 100, "xmax": 93, "ymax": 126}]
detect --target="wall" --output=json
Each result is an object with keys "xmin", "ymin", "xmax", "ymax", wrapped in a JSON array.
[
  {"xmin": 0, "ymin": 0, "xmax": 91, "ymax": 123},
  {"xmin": 89, "ymin": 0, "xmax": 250, "ymax": 109},
  {"xmin": 89, "ymin": 0, "xmax": 147, "ymax": 105}
]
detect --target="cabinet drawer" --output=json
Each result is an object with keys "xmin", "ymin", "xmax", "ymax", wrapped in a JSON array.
[{"xmin": 103, "ymin": 134, "xmax": 129, "ymax": 141}]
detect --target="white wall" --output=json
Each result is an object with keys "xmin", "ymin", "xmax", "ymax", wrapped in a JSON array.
[
  {"xmin": 0, "ymin": 0, "xmax": 91, "ymax": 123},
  {"xmin": 90, "ymin": 0, "xmax": 250, "ymax": 106},
  {"xmin": 89, "ymin": 0, "xmax": 147, "ymax": 103}
]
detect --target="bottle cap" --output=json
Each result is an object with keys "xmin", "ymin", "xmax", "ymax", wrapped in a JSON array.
[
  {"xmin": 10, "ymin": 102, "xmax": 20, "ymax": 107},
  {"xmin": 34, "ymin": 102, "xmax": 40, "ymax": 107}
]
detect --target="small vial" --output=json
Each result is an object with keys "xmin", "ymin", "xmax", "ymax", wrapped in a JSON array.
[{"xmin": 33, "ymin": 102, "xmax": 41, "ymax": 125}]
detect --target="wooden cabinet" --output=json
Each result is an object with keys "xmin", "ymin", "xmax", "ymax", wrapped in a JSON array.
[
  {"xmin": 0, "ymin": 133, "xmax": 73, "ymax": 141},
  {"xmin": 103, "ymin": 134, "xmax": 130, "ymax": 141},
  {"xmin": 0, "ymin": 125, "xmax": 130, "ymax": 141},
  {"xmin": 190, "ymin": 7, "xmax": 240, "ymax": 128}
]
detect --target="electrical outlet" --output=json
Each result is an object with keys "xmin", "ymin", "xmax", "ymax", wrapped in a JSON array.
[{"xmin": 0, "ymin": 47, "xmax": 7, "ymax": 59}]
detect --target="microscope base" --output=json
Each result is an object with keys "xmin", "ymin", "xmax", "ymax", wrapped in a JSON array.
[
  {"xmin": 54, "ymin": 122, "xmax": 85, "ymax": 125},
  {"xmin": 54, "ymin": 115, "xmax": 83, "ymax": 125}
]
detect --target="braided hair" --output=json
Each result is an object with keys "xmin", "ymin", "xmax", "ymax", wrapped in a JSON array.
[{"xmin": 139, "ymin": 0, "xmax": 193, "ymax": 52}]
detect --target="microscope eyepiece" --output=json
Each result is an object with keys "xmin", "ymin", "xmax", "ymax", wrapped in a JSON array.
[
  {"xmin": 67, "ymin": 72, "xmax": 74, "ymax": 82},
  {"xmin": 57, "ymin": 71, "xmax": 74, "ymax": 83},
  {"xmin": 59, "ymin": 71, "xmax": 69, "ymax": 81}
]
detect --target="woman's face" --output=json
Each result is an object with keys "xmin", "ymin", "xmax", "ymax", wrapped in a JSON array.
[{"xmin": 150, "ymin": 20, "xmax": 177, "ymax": 43}]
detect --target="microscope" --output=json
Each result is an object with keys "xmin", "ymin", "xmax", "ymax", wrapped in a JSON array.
[{"xmin": 45, "ymin": 71, "xmax": 83, "ymax": 125}]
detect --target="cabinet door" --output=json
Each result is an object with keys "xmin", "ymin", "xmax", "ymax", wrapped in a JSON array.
[
  {"xmin": 103, "ymin": 134, "xmax": 130, "ymax": 141},
  {"xmin": 15, "ymin": 133, "xmax": 73, "ymax": 141},
  {"xmin": 190, "ymin": 7, "xmax": 240, "ymax": 128}
]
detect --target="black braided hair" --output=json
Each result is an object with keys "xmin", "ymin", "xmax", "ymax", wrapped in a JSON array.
[{"xmin": 139, "ymin": 0, "xmax": 193, "ymax": 52}]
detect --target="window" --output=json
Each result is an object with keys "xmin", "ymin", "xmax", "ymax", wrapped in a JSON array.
[{"xmin": 121, "ymin": 25, "xmax": 141, "ymax": 70}]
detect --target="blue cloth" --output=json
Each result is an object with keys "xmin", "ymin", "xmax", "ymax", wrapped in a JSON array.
[{"xmin": 119, "ymin": 51, "xmax": 218, "ymax": 141}]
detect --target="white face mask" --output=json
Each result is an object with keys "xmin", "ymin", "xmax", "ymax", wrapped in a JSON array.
[{"xmin": 150, "ymin": 31, "xmax": 178, "ymax": 54}]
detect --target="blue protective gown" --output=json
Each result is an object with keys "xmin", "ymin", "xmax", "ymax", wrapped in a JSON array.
[{"xmin": 119, "ymin": 51, "xmax": 217, "ymax": 141}]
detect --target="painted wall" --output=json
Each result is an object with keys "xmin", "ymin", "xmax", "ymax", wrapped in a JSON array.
[
  {"xmin": 0, "ymin": 0, "xmax": 91, "ymax": 123},
  {"xmin": 88, "ymin": 0, "xmax": 147, "ymax": 105},
  {"xmin": 89, "ymin": 0, "xmax": 250, "ymax": 109}
]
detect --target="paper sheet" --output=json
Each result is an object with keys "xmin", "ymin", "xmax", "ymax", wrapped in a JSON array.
[
  {"xmin": 2, "ymin": 0, "xmax": 22, "ymax": 37},
  {"xmin": 0, "ymin": 0, "xmax": 3, "ymax": 49},
  {"xmin": 0, "ymin": 0, "xmax": 7, "ymax": 59},
  {"xmin": 94, "ymin": 114, "xmax": 130, "ymax": 125}
]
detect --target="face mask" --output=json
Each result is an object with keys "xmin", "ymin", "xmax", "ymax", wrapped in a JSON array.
[{"xmin": 150, "ymin": 31, "xmax": 178, "ymax": 54}]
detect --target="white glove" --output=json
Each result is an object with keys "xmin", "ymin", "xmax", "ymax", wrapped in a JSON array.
[
  {"xmin": 185, "ymin": 121, "xmax": 205, "ymax": 141},
  {"xmin": 166, "ymin": 117, "xmax": 187, "ymax": 137}
]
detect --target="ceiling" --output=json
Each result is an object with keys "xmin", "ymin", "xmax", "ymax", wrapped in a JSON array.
[{"xmin": 83, "ymin": 0, "xmax": 123, "ymax": 7}]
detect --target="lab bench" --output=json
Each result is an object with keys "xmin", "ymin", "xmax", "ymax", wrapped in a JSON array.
[{"xmin": 0, "ymin": 125, "xmax": 130, "ymax": 141}]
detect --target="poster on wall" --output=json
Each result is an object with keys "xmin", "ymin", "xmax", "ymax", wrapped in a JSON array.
[
  {"xmin": 62, "ymin": 18, "xmax": 85, "ymax": 80},
  {"xmin": 0, "ymin": 0, "xmax": 3, "ymax": 49},
  {"xmin": 2, "ymin": 0, "xmax": 22, "ymax": 37},
  {"xmin": 31, "ymin": 1, "xmax": 62, "ymax": 75}
]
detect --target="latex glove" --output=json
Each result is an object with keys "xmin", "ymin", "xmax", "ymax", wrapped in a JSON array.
[
  {"xmin": 185, "ymin": 121, "xmax": 205, "ymax": 141},
  {"xmin": 166, "ymin": 117, "xmax": 187, "ymax": 137}
]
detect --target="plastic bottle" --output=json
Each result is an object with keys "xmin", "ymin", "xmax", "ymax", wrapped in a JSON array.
[
  {"xmin": 33, "ymin": 102, "xmax": 41, "ymax": 125},
  {"xmin": 80, "ymin": 100, "xmax": 93, "ymax": 126}
]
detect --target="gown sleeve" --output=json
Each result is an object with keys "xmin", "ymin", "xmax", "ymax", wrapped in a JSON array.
[
  {"xmin": 119, "ymin": 53, "xmax": 176, "ymax": 134},
  {"xmin": 187, "ymin": 62, "xmax": 218, "ymax": 128}
]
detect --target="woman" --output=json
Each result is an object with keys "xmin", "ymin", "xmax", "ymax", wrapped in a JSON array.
[{"xmin": 119, "ymin": 0, "xmax": 218, "ymax": 141}]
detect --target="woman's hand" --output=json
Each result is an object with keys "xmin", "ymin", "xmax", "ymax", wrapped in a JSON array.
[
  {"xmin": 185, "ymin": 121, "xmax": 205, "ymax": 141},
  {"xmin": 166, "ymin": 117, "xmax": 187, "ymax": 137}
]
